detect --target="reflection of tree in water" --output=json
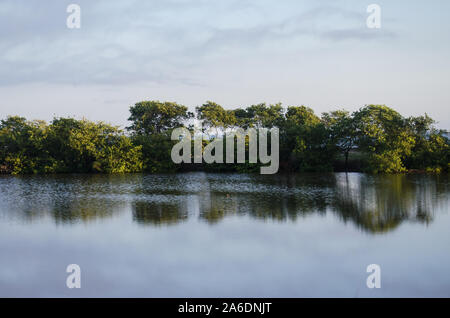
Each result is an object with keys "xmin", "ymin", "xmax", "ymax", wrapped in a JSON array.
[
  {"xmin": 131, "ymin": 201, "xmax": 188, "ymax": 226},
  {"xmin": 198, "ymin": 192, "xmax": 238, "ymax": 224},
  {"xmin": 249, "ymin": 193, "xmax": 330, "ymax": 221},
  {"xmin": 331, "ymin": 173, "xmax": 446, "ymax": 233},
  {"xmin": 246, "ymin": 174, "xmax": 333, "ymax": 221},
  {"xmin": 198, "ymin": 174, "xmax": 335, "ymax": 223},
  {"xmin": 2, "ymin": 198, "xmax": 125, "ymax": 225},
  {"xmin": 198, "ymin": 192, "xmax": 330, "ymax": 224},
  {"xmin": 1, "ymin": 172, "xmax": 447, "ymax": 231},
  {"xmin": 197, "ymin": 173, "xmax": 448, "ymax": 233},
  {"xmin": 49, "ymin": 198, "xmax": 125, "ymax": 224},
  {"xmin": 0, "ymin": 174, "xmax": 128, "ymax": 224}
]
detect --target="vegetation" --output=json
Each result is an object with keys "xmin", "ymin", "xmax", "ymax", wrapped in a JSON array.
[
  {"xmin": 0, "ymin": 117, "xmax": 142, "ymax": 174},
  {"xmin": 0, "ymin": 101, "xmax": 448, "ymax": 174}
]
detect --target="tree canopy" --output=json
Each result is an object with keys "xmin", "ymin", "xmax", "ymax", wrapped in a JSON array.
[
  {"xmin": 1, "ymin": 101, "xmax": 448, "ymax": 174},
  {"xmin": 127, "ymin": 101, "xmax": 193, "ymax": 135}
]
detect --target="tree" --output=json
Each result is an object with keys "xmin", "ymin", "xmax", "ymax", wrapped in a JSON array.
[
  {"xmin": 0, "ymin": 116, "xmax": 50, "ymax": 174},
  {"xmin": 132, "ymin": 132, "xmax": 178, "ymax": 173},
  {"xmin": 322, "ymin": 110, "xmax": 358, "ymax": 171},
  {"xmin": 45, "ymin": 118, "xmax": 143, "ymax": 173},
  {"xmin": 0, "ymin": 102, "xmax": 447, "ymax": 175},
  {"xmin": 234, "ymin": 103, "xmax": 284, "ymax": 129},
  {"xmin": 402, "ymin": 114, "xmax": 449, "ymax": 172},
  {"xmin": 126, "ymin": 101, "xmax": 193, "ymax": 172},
  {"xmin": 127, "ymin": 101, "xmax": 193, "ymax": 135},
  {"xmin": 353, "ymin": 105, "xmax": 415, "ymax": 173},
  {"xmin": 196, "ymin": 101, "xmax": 236, "ymax": 137},
  {"xmin": 281, "ymin": 106, "xmax": 333, "ymax": 172}
]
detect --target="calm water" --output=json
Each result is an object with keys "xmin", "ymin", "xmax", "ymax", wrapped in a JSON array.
[{"xmin": 0, "ymin": 172, "xmax": 449, "ymax": 297}]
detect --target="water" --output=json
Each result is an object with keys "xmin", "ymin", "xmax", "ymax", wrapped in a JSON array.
[{"xmin": 0, "ymin": 172, "xmax": 449, "ymax": 297}]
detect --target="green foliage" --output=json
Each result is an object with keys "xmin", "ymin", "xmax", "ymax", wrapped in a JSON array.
[
  {"xmin": 280, "ymin": 106, "xmax": 334, "ymax": 172},
  {"xmin": 46, "ymin": 118, "xmax": 143, "ymax": 173},
  {"xmin": 132, "ymin": 133, "xmax": 178, "ymax": 173},
  {"xmin": 126, "ymin": 100, "xmax": 194, "ymax": 172},
  {"xmin": 352, "ymin": 105, "xmax": 415, "ymax": 173},
  {"xmin": 127, "ymin": 101, "xmax": 193, "ymax": 135},
  {"xmin": 0, "ymin": 116, "xmax": 52, "ymax": 174},
  {"xmin": 322, "ymin": 110, "xmax": 358, "ymax": 171},
  {"xmin": 96, "ymin": 135, "xmax": 143, "ymax": 173},
  {"xmin": 0, "ymin": 117, "xmax": 143, "ymax": 174},
  {"xmin": 404, "ymin": 114, "xmax": 449, "ymax": 171},
  {"xmin": 234, "ymin": 103, "xmax": 284, "ymax": 129},
  {"xmin": 1, "ymin": 101, "xmax": 448, "ymax": 175},
  {"xmin": 196, "ymin": 101, "xmax": 236, "ymax": 135}
]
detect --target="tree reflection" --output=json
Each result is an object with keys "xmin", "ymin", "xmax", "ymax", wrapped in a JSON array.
[
  {"xmin": 331, "ymin": 173, "xmax": 442, "ymax": 233},
  {"xmin": 0, "ymin": 174, "xmax": 128, "ymax": 224},
  {"xmin": 0, "ymin": 173, "xmax": 447, "ymax": 232},
  {"xmin": 132, "ymin": 201, "xmax": 188, "ymax": 226},
  {"xmin": 198, "ymin": 192, "xmax": 238, "ymax": 224},
  {"xmin": 197, "ymin": 173, "xmax": 447, "ymax": 233},
  {"xmin": 49, "ymin": 199, "xmax": 124, "ymax": 224}
]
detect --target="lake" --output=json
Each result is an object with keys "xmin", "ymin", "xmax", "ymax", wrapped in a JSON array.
[{"xmin": 0, "ymin": 172, "xmax": 449, "ymax": 297}]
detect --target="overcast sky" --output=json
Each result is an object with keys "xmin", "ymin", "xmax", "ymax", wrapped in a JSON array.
[{"xmin": 0, "ymin": 0, "xmax": 449, "ymax": 128}]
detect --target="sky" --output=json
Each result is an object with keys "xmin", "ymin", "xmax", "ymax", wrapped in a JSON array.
[{"xmin": 0, "ymin": 0, "xmax": 449, "ymax": 129}]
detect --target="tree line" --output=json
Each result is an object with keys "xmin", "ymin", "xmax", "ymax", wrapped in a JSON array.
[{"xmin": 0, "ymin": 101, "xmax": 448, "ymax": 174}]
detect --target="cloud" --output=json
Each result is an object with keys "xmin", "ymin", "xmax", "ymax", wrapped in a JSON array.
[
  {"xmin": 0, "ymin": 0, "xmax": 398, "ymax": 86},
  {"xmin": 321, "ymin": 28, "xmax": 396, "ymax": 41}
]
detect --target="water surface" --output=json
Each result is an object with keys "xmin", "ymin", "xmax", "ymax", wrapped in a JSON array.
[{"xmin": 0, "ymin": 172, "xmax": 449, "ymax": 297}]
